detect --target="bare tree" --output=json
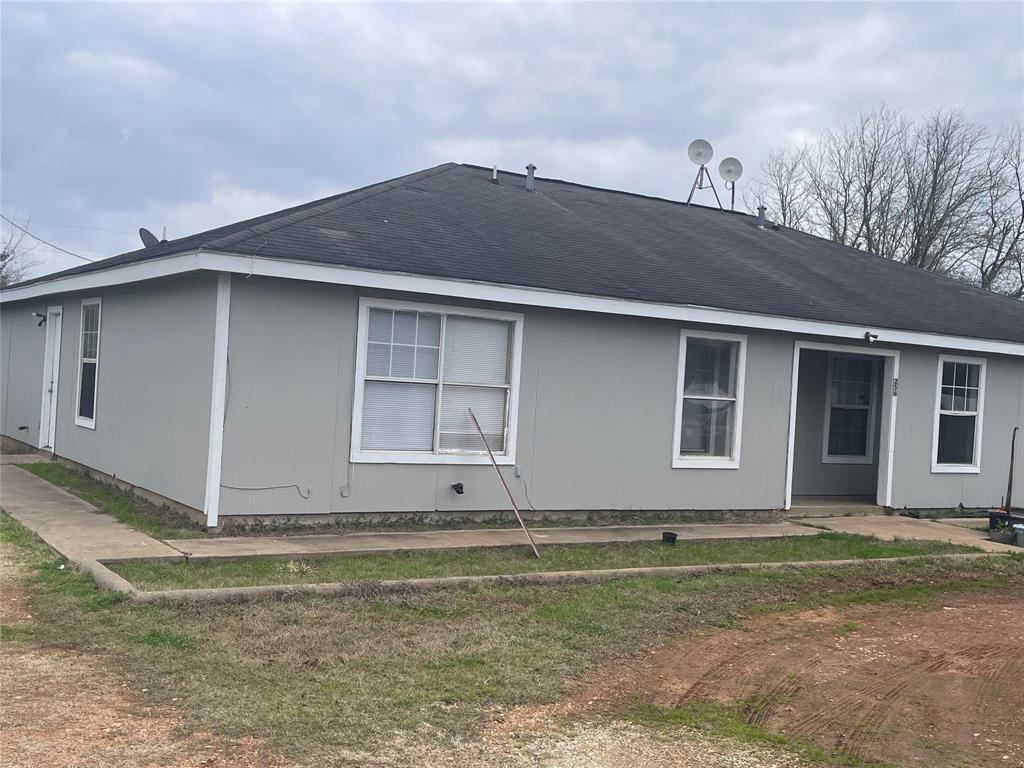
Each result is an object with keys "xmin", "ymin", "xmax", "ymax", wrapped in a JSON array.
[
  {"xmin": 751, "ymin": 106, "xmax": 1023, "ymax": 298},
  {"xmin": 902, "ymin": 109, "xmax": 989, "ymax": 274},
  {"xmin": 746, "ymin": 146, "xmax": 811, "ymax": 229},
  {"xmin": 804, "ymin": 126, "xmax": 859, "ymax": 245},
  {"xmin": 0, "ymin": 215, "xmax": 41, "ymax": 288},
  {"xmin": 965, "ymin": 122, "xmax": 1024, "ymax": 298},
  {"xmin": 850, "ymin": 106, "xmax": 911, "ymax": 261}
]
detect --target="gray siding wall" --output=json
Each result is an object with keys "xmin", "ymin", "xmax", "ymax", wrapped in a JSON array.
[
  {"xmin": 1, "ymin": 275, "xmax": 218, "ymax": 509},
  {"xmin": 791, "ymin": 349, "xmax": 882, "ymax": 497},
  {"xmin": 889, "ymin": 347, "xmax": 1024, "ymax": 510},
  {"xmin": 6, "ymin": 272, "xmax": 1022, "ymax": 517},
  {"xmin": 219, "ymin": 277, "xmax": 795, "ymax": 516},
  {"xmin": 1, "ymin": 300, "xmax": 49, "ymax": 446}
]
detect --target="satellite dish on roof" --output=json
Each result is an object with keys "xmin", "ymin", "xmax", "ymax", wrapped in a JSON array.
[
  {"xmin": 139, "ymin": 228, "xmax": 160, "ymax": 249},
  {"xmin": 687, "ymin": 139, "xmax": 714, "ymax": 165},
  {"xmin": 719, "ymin": 157, "xmax": 743, "ymax": 182}
]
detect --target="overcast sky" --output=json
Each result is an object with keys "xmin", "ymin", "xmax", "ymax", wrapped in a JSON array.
[{"xmin": 2, "ymin": 1, "xmax": 1021, "ymax": 278}]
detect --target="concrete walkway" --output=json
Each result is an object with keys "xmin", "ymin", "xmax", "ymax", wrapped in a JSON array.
[
  {"xmin": 0, "ymin": 465, "xmax": 180, "ymax": 584},
  {"xmin": 801, "ymin": 514, "xmax": 1016, "ymax": 553},
  {"xmin": 170, "ymin": 521, "xmax": 818, "ymax": 560}
]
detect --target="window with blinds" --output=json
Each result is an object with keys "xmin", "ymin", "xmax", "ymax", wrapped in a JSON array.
[
  {"xmin": 354, "ymin": 302, "xmax": 521, "ymax": 462},
  {"xmin": 75, "ymin": 298, "xmax": 102, "ymax": 428}
]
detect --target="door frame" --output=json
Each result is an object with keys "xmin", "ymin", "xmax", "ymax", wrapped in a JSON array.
[
  {"xmin": 784, "ymin": 340, "xmax": 900, "ymax": 510},
  {"xmin": 38, "ymin": 305, "xmax": 63, "ymax": 451}
]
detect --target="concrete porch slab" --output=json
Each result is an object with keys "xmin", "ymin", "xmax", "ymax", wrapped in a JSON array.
[{"xmin": 167, "ymin": 521, "xmax": 819, "ymax": 561}]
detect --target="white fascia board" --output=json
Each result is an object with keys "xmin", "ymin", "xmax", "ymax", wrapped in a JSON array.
[{"xmin": 3, "ymin": 248, "xmax": 1024, "ymax": 358}]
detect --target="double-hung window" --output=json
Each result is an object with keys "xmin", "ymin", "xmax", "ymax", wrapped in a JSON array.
[
  {"xmin": 75, "ymin": 298, "xmax": 102, "ymax": 428},
  {"xmin": 822, "ymin": 354, "xmax": 877, "ymax": 463},
  {"xmin": 932, "ymin": 356, "xmax": 985, "ymax": 473},
  {"xmin": 352, "ymin": 299, "xmax": 523, "ymax": 464},
  {"xmin": 672, "ymin": 332, "xmax": 746, "ymax": 469}
]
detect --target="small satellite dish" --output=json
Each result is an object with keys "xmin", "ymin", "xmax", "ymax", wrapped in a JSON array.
[
  {"xmin": 719, "ymin": 157, "xmax": 743, "ymax": 182},
  {"xmin": 139, "ymin": 228, "xmax": 160, "ymax": 249},
  {"xmin": 687, "ymin": 139, "xmax": 714, "ymax": 166}
]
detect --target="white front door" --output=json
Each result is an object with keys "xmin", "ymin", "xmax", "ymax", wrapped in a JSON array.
[{"xmin": 38, "ymin": 307, "xmax": 63, "ymax": 450}]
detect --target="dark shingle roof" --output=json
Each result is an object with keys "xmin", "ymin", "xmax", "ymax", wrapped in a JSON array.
[{"xmin": 13, "ymin": 162, "xmax": 1024, "ymax": 344}]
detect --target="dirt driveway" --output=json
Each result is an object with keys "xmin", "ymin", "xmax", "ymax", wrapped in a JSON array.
[{"xmin": 505, "ymin": 593, "xmax": 1024, "ymax": 767}]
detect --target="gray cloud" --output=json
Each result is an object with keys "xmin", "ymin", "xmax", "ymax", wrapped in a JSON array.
[{"xmin": 2, "ymin": 1, "xmax": 1021, "ymax": 277}]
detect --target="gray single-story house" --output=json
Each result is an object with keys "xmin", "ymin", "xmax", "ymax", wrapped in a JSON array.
[{"xmin": 2, "ymin": 163, "xmax": 1023, "ymax": 527}]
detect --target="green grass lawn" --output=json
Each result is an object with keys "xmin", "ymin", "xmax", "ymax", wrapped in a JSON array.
[
  {"xmin": 2, "ymin": 510, "xmax": 1020, "ymax": 764},
  {"xmin": 110, "ymin": 532, "xmax": 979, "ymax": 591}
]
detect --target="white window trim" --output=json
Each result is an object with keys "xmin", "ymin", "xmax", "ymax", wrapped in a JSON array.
[
  {"xmin": 74, "ymin": 297, "xmax": 102, "ymax": 430},
  {"xmin": 350, "ymin": 297, "xmax": 524, "ymax": 465},
  {"xmin": 671, "ymin": 330, "xmax": 747, "ymax": 470},
  {"xmin": 821, "ymin": 353, "xmax": 878, "ymax": 465},
  {"xmin": 931, "ymin": 354, "xmax": 986, "ymax": 474}
]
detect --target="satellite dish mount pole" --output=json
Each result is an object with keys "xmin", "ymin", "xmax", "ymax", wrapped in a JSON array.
[{"xmin": 686, "ymin": 163, "xmax": 723, "ymax": 210}]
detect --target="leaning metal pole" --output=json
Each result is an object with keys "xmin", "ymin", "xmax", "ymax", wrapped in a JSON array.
[
  {"xmin": 468, "ymin": 408, "xmax": 540, "ymax": 558},
  {"xmin": 1006, "ymin": 426, "xmax": 1018, "ymax": 513}
]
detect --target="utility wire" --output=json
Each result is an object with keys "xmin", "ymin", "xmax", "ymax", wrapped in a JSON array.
[
  {"xmin": 3, "ymin": 218, "xmax": 133, "ymax": 236},
  {"xmin": 1, "ymin": 214, "xmax": 95, "ymax": 262}
]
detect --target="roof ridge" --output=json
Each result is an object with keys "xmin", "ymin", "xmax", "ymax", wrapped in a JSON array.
[
  {"xmin": 460, "ymin": 164, "xmax": 1021, "ymax": 306},
  {"xmin": 207, "ymin": 163, "xmax": 459, "ymax": 250},
  {"xmin": 459, "ymin": 162, "xmax": 744, "ymax": 218}
]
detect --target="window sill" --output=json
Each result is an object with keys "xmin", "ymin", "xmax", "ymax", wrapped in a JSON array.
[
  {"xmin": 822, "ymin": 455, "xmax": 873, "ymax": 465},
  {"xmin": 672, "ymin": 457, "xmax": 739, "ymax": 470},
  {"xmin": 930, "ymin": 464, "xmax": 980, "ymax": 474},
  {"xmin": 74, "ymin": 417, "xmax": 96, "ymax": 430},
  {"xmin": 350, "ymin": 451, "xmax": 514, "ymax": 466}
]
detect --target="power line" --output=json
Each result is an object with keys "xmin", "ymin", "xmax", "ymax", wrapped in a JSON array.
[
  {"xmin": 1, "ymin": 214, "xmax": 94, "ymax": 262},
  {"xmin": 2, "ymin": 217, "xmax": 133, "ymax": 236}
]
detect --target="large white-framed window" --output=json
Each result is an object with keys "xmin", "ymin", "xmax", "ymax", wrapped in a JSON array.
[
  {"xmin": 350, "ymin": 297, "xmax": 524, "ymax": 465},
  {"xmin": 672, "ymin": 331, "xmax": 746, "ymax": 469},
  {"xmin": 821, "ymin": 353, "xmax": 878, "ymax": 464},
  {"xmin": 931, "ymin": 355, "xmax": 986, "ymax": 474},
  {"xmin": 74, "ymin": 297, "xmax": 102, "ymax": 429}
]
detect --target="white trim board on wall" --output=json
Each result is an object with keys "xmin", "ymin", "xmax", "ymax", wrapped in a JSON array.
[
  {"xmin": 203, "ymin": 273, "xmax": 232, "ymax": 527},
  {"xmin": 785, "ymin": 340, "xmax": 900, "ymax": 511},
  {"xmin": 3, "ymin": 250, "xmax": 1023, "ymax": 358}
]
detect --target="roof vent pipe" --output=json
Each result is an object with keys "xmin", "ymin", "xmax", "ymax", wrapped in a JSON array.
[
  {"xmin": 526, "ymin": 163, "xmax": 537, "ymax": 192},
  {"xmin": 491, "ymin": 165, "xmax": 499, "ymax": 185},
  {"xmin": 756, "ymin": 205, "xmax": 767, "ymax": 229}
]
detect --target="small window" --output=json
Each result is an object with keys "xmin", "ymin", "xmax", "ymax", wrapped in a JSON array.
[
  {"xmin": 75, "ymin": 298, "xmax": 101, "ymax": 428},
  {"xmin": 823, "ymin": 354, "xmax": 877, "ymax": 463},
  {"xmin": 673, "ymin": 333, "xmax": 746, "ymax": 469},
  {"xmin": 932, "ymin": 356, "xmax": 985, "ymax": 472},
  {"xmin": 352, "ymin": 300, "xmax": 523, "ymax": 464}
]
